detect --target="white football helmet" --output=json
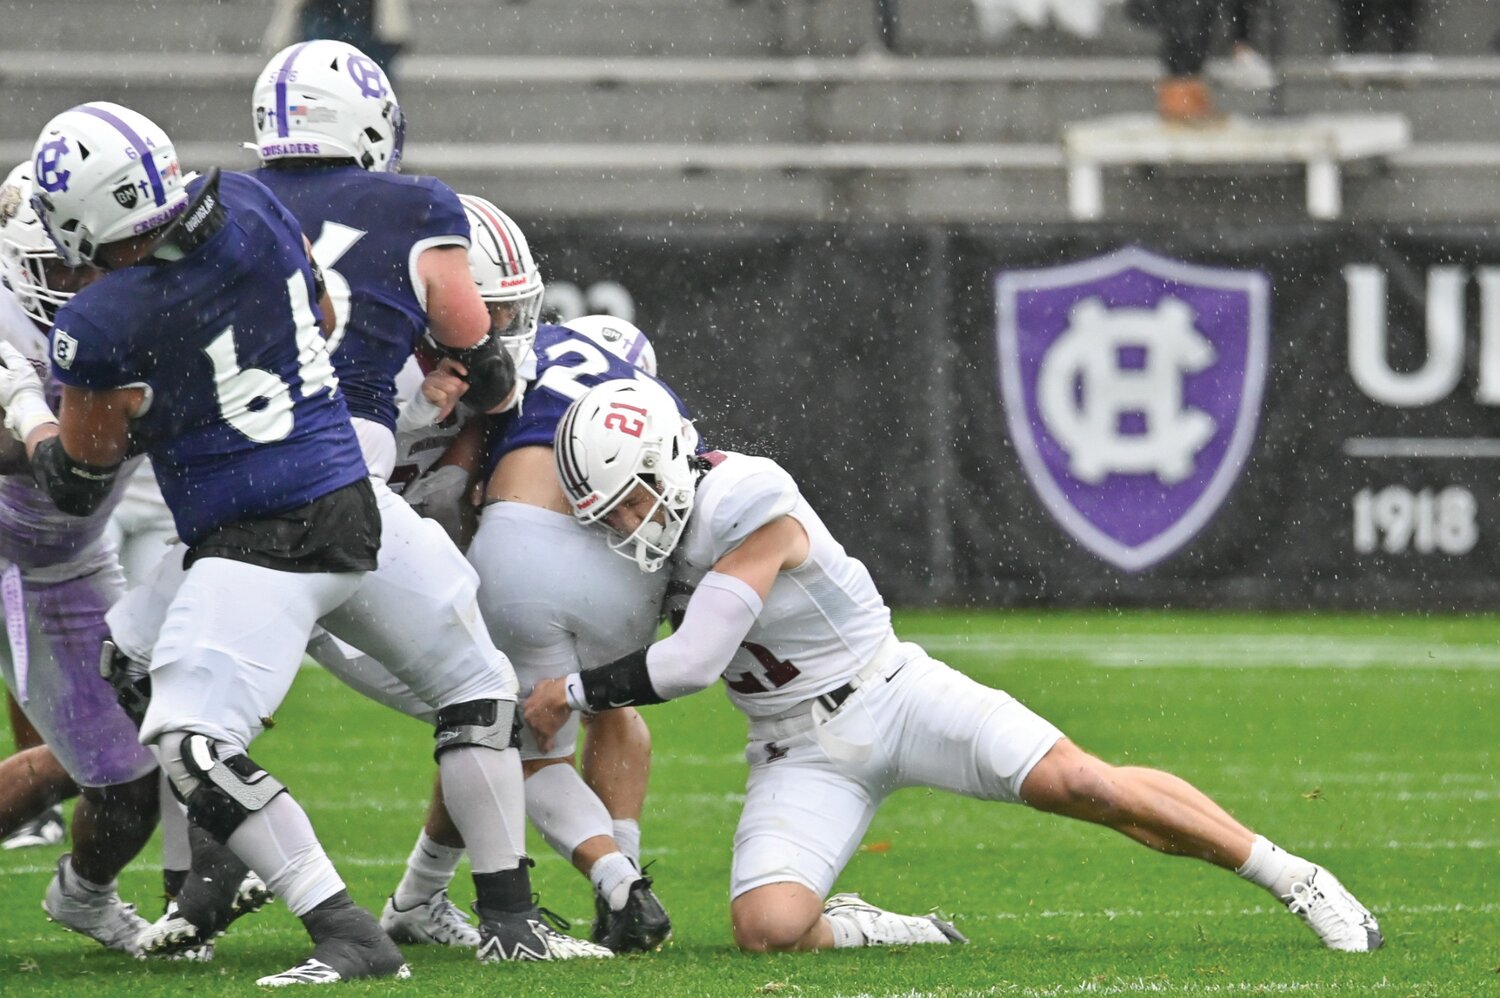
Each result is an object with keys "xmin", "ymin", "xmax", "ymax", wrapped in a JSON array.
[
  {"xmin": 29, "ymin": 102, "xmax": 188, "ymax": 266},
  {"xmin": 252, "ymin": 39, "xmax": 405, "ymax": 172},
  {"xmin": 459, "ymin": 194, "xmax": 543, "ymax": 368},
  {"xmin": 563, "ymin": 314, "xmax": 657, "ymax": 376},
  {"xmin": 555, "ymin": 379, "xmax": 698, "ymax": 572},
  {"xmin": 0, "ymin": 162, "xmax": 75, "ymax": 326}
]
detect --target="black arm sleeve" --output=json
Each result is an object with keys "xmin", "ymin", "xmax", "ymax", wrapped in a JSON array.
[
  {"xmin": 579, "ymin": 647, "xmax": 667, "ymax": 712},
  {"xmin": 427, "ymin": 326, "xmax": 516, "ymax": 413},
  {"xmin": 31, "ymin": 437, "xmax": 121, "ymax": 516}
]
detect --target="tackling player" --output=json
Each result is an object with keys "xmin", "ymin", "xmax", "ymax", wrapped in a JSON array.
[{"xmin": 524, "ymin": 380, "xmax": 1384, "ymax": 955}]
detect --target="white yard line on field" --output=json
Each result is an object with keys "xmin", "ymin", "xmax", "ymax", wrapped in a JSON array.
[
  {"xmin": 904, "ymin": 633, "xmax": 1500, "ymax": 671},
  {"xmin": 834, "ymin": 980, "xmax": 1406, "ymax": 998}
]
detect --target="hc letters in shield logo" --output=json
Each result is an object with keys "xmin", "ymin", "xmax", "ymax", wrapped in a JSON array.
[
  {"xmin": 345, "ymin": 55, "xmax": 386, "ymax": 99},
  {"xmin": 52, "ymin": 329, "xmax": 79, "ymax": 370},
  {"xmin": 35, "ymin": 137, "xmax": 72, "ymax": 194},
  {"xmin": 996, "ymin": 246, "xmax": 1269, "ymax": 572}
]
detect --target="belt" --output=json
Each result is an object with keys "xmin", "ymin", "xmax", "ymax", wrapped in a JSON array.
[{"xmin": 814, "ymin": 634, "xmax": 901, "ymax": 714}]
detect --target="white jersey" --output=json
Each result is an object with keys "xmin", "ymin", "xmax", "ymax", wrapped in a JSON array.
[
  {"xmin": 388, "ymin": 356, "xmax": 469, "ymax": 494},
  {"xmin": 673, "ymin": 451, "xmax": 893, "ymax": 718}
]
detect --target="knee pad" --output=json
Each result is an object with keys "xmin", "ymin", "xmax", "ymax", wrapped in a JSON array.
[
  {"xmin": 433, "ymin": 698, "xmax": 521, "ymax": 760},
  {"xmin": 176, "ymin": 734, "xmax": 287, "ymax": 843}
]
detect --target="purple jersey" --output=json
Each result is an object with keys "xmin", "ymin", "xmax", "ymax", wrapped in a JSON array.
[
  {"xmin": 47, "ymin": 171, "xmax": 367, "ymax": 546},
  {"xmin": 482, "ymin": 323, "xmax": 694, "ymax": 479},
  {"xmin": 252, "ymin": 164, "xmax": 469, "ymax": 432}
]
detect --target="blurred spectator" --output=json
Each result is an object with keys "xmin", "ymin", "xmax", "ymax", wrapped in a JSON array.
[
  {"xmin": 1208, "ymin": 1, "xmax": 1276, "ymax": 91},
  {"xmin": 974, "ymin": 0, "xmax": 1121, "ymax": 42},
  {"xmin": 874, "ymin": 0, "xmax": 900, "ymax": 54},
  {"xmin": 1336, "ymin": 0, "xmax": 1420, "ymax": 55},
  {"xmin": 1151, "ymin": 0, "xmax": 1222, "ymax": 124},
  {"xmin": 264, "ymin": 0, "xmax": 411, "ymax": 76},
  {"xmin": 1144, "ymin": 0, "xmax": 1274, "ymax": 123}
]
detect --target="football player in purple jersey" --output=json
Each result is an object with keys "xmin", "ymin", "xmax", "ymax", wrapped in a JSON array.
[
  {"xmin": 114, "ymin": 42, "xmax": 609, "ymax": 966},
  {"xmin": 7, "ymin": 99, "xmax": 525, "ymax": 983}
]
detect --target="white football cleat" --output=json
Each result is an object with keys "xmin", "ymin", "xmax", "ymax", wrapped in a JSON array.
[
  {"xmin": 1283, "ymin": 867, "xmax": 1383, "ymax": 952},
  {"xmin": 476, "ymin": 907, "xmax": 614, "ymax": 961},
  {"xmin": 42, "ymin": 855, "xmax": 149, "ymax": 956},
  {"xmin": 381, "ymin": 890, "xmax": 481, "ymax": 947},
  {"xmin": 823, "ymin": 893, "xmax": 967, "ymax": 946},
  {"xmin": 3, "ymin": 806, "xmax": 65, "ymax": 850},
  {"xmin": 255, "ymin": 958, "xmax": 413, "ymax": 987}
]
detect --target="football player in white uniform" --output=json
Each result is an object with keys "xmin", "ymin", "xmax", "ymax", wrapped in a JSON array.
[{"xmin": 524, "ymin": 380, "xmax": 1384, "ymax": 955}]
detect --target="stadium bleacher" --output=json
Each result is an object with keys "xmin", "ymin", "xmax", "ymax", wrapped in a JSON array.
[{"xmin": 1, "ymin": 0, "xmax": 1497, "ymax": 221}]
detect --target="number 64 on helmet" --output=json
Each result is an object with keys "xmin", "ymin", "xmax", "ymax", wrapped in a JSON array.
[{"xmin": 554, "ymin": 379, "xmax": 699, "ymax": 573}]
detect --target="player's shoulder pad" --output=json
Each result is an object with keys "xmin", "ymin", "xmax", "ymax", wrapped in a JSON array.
[{"xmin": 698, "ymin": 453, "xmax": 799, "ymax": 565}]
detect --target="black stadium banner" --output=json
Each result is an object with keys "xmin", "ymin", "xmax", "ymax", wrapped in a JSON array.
[{"xmin": 527, "ymin": 221, "xmax": 1500, "ymax": 611}]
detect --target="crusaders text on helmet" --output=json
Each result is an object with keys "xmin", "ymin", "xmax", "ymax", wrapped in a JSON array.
[
  {"xmin": 554, "ymin": 379, "xmax": 697, "ymax": 573},
  {"xmin": 459, "ymin": 194, "xmax": 543, "ymax": 368},
  {"xmin": 29, "ymin": 102, "xmax": 188, "ymax": 266},
  {"xmin": 563, "ymin": 314, "xmax": 657, "ymax": 377},
  {"xmin": 0, "ymin": 162, "xmax": 77, "ymax": 325},
  {"xmin": 252, "ymin": 39, "xmax": 405, "ymax": 172}
]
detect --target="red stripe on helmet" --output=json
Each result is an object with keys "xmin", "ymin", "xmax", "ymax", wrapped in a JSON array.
[{"xmin": 460, "ymin": 195, "xmax": 521, "ymax": 278}]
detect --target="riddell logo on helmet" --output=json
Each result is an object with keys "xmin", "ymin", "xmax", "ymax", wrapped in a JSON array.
[
  {"xmin": 577, "ymin": 494, "xmax": 600, "ymax": 511},
  {"xmin": 499, "ymin": 276, "xmax": 528, "ymax": 288}
]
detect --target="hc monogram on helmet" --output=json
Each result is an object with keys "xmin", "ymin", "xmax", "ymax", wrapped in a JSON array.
[
  {"xmin": 0, "ymin": 162, "xmax": 78, "ymax": 325},
  {"xmin": 28, "ymin": 102, "xmax": 188, "ymax": 267},
  {"xmin": 459, "ymin": 194, "xmax": 544, "ymax": 368},
  {"xmin": 563, "ymin": 315, "xmax": 658, "ymax": 377},
  {"xmin": 554, "ymin": 379, "xmax": 699, "ymax": 573},
  {"xmin": 252, "ymin": 39, "xmax": 405, "ymax": 172}
]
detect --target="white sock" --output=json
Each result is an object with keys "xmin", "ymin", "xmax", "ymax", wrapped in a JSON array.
[
  {"xmin": 588, "ymin": 851, "xmax": 639, "ymax": 912},
  {"xmin": 1235, "ymin": 835, "xmax": 1317, "ymax": 899},
  {"xmin": 438, "ymin": 745, "xmax": 527, "ymax": 875},
  {"xmin": 158, "ymin": 770, "xmax": 192, "ymax": 872},
  {"xmin": 226, "ymin": 794, "xmax": 345, "ymax": 917},
  {"xmin": 393, "ymin": 831, "xmax": 465, "ymax": 909},
  {"xmin": 825, "ymin": 910, "xmax": 866, "ymax": 948},
  {"xmin": 61, "ymin": 856, "xmax": 115, "ymax": 897},
  {"xmin": 524, "ymin": 762, "xmax": 613, "ymax": 861},
  {"xmin": 612, "ymin": 819, "xmax": 641, "ymax": 866}
]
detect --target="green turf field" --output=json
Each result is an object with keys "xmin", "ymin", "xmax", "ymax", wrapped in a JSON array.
[{"xmin": 3, "ymin": 611, "xmax": 1495, "ymax": 996}]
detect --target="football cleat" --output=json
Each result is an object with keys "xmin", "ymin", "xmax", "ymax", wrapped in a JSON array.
[
  {"xmin": 229, "ymin": 872, "xmax": 275, "ymax": 923},
  {"xmin": 42, "ymin": 855, "xmax": 149, "ymax": 955},
  {"xmin": 138, "ymin": 900, "xmax": 214, "ymax": 961},
  {"xmin": 477, "ymin": 905, "xmax": 614, "ymax": 961},
  {"xmin": 1283, "ymin": 867, "xmax": 1383, "ymax": 952},
  {"xmin": 255, "ymin": 958, "xmax": 413, "ymax": 987},
  {"xmin": 3, "ymin": 805, "xmax": 65, "ymax": 850},
  {"xmin": 822, "ymin": 892, "xmax": 967, "ymax": 946},
  {"xmin": 140, "ymin": 872, "xmax": 273, "ymax": 960},
  {"xmin": 381, "ymin": 889, "xmax": 482, "ymax": 947},
  {"xmin": 592, "ymin": 876, "xmax": 672, "ymax": 953}
]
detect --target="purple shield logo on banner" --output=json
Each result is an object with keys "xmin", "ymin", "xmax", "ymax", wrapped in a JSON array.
[{"xmin": 996, "ymin": 246, "xmax": 1269, "ymax": 572}]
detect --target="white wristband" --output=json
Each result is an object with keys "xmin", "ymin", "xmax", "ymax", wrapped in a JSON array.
[
  {"xmin": 394, "ymin": 390, "xmax": 442, "ymax": 432},
  {"xmin": 3, "ymin": 390, "xmax": 58, "ymax": 443},
  {"xmin": 563, "ymin": 672, "xmax": 588, "ymax": 712}
]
